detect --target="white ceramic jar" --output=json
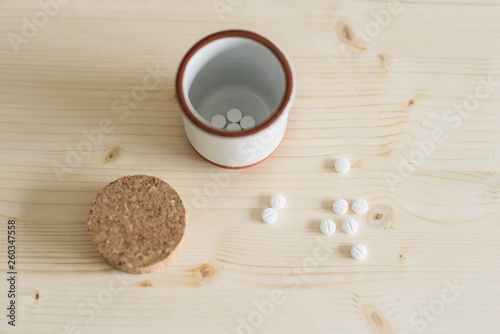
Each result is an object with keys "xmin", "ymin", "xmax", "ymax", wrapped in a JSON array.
[{"xmin": 176, "ymin": 30, "xmax": 296, "ymax": 168}]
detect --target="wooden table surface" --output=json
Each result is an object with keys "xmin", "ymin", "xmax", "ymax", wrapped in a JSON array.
[{"xmin": 1, "ymin": 0, "xmax": 500, "ymax": 333}]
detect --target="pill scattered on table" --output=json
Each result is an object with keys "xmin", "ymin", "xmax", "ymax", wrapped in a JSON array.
[
  {"xmin": 269, "ymin": 194, "xmax": 286, "ymax": 210},
  {"xmin": 227, "ymin": 108, "xmax": 243, "ymax": 123},
  {"xmin": 335, "ymin": 158, "xmax": 350, "ymax": 173},
  {"xmin": 320, "ymin": 219, "xmax": 336, "ymax": 236},
  {"xmin": 226, "ymin": 122, "xmax": 242, "ymax": 131},
  {"xmin": 342, "ymin": 217, "xmax": 358, "ymax": 234},
  {"xmin": 352, "ymin": 198, "xmax": 368, "ymax": 214},
  {"xmin": 351, "ymin": 244, "xmax": 367, "ymax": 260},
  {"xmin": 210, "ymin": 114, "xmax": 227, "ymax": 129},
  {"xmin": 332, "ymin": 199, "xmax": 348, "ymax": 215},
  {"xmin": 240, "ymin": 115, "xmax": 256, "ymax": 130},
  {"xmin": 261, "ymin": 208, "xmax": 278, "ymax": 224}
]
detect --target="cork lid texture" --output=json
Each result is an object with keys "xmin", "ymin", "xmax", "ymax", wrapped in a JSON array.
[{"xmin": 87, "ymin": 175, "xmax": 186, "ymax": 274}]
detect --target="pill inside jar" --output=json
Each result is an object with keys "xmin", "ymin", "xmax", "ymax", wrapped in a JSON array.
[{"xmin": 183, "ymin": 37, "xmax": 287, "ymax": 131}]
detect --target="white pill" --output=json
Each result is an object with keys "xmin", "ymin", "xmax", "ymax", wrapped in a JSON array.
[
  {"xmin": 240, "ymin": 115, "xmax": 256, "ymax": 130},
  {"xmin": 261, "ymin": 208, "xmax": 277, "ymax": 224},
  {"xmin": 210, "ymin": 114, "xmax": 227, "ymax": 129},
  {"xmin": 352, "ymin": 198, "xmax": 368, "ymax": 214},
  {"xmin": 332, "ymin": 199, "xmax": 348, "ymax": 215},
  {"xmin": 269, "ymin": 194, "xmax": 286, "ymax": 210},
  {"xmin": 334, "ymin": 158, "xmax": 350, "ymax": 173},
  {"xmin": 226, "ymin": 123, "xmax": 242, "ymax": 131},
  {"xmin": 320, "ymin": 219, "xmax": 336, "ymax": 236},
  {"xmin": 227, "ymin": 108, "xmax": 243, "ymax": 123},
  {"xmin": 351, "ymin": 244, "xmax": 367, "ymax": 260},
  {"xmin": 342, "ymin": 217, "xmax": 358, "ymax": 234}
]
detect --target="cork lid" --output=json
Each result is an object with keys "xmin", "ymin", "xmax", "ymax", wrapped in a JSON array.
[{"xmin": 87, "ymin": 175, "xmax": 186, "ymax": 274}]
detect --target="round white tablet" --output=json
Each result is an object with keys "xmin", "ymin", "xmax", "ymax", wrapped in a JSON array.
[
  {"xmin": 226, "ymin": 123, "xmax": 242, "ymax": 131},
  {"xmin": 351, "ymin": 244, "xmax": 367, "ymax": 260},
  {"xmin": 227, "ymin": 108, "xmax": 243, "ymax": 123},
  {"xmin": 210, "ymin": 114, "xmax": 226, "ymax": 129},
  {"xmin": 261, "ymin": 208, "xmax": 277, "ymax": 224},
  {"xmin": 320, "ymin": 219, "xmax": 336, "ymax": 236},
  {"xmin": 269, "ymin": 194, "xmax": 286, "ymax": 210},
  {"xmin": 352, "ymin": 198, "xmax": 368, "ymax": 215},
  {"xmin": 240, "ymin": 115, "xmax": 256, "ymax": 130},
  {"xmin": 335, "ymin": 158, "xmax": 350, "ymax": 173},
  {"xmin": 332, "ymin": 199, "xmax": 348, "ymax": 215},
  {"xmin": 342, "ymin": 217, "xmax": 358, "ymax": 234}
]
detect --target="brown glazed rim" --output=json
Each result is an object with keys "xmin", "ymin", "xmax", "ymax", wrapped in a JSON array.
[{"xmin": 176, "ymin": 30, "xmax": 293, "ymax": 138}]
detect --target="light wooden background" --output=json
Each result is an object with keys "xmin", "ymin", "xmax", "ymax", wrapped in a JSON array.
[{"xmin": 1, "ymin": 0, "xmax": 499, "ymax": 333}]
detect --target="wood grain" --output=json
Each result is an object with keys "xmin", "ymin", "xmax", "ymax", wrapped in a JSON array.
[{"xmin": 0, "ymin": 0, "xmax": 499, "ymax": 333}]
